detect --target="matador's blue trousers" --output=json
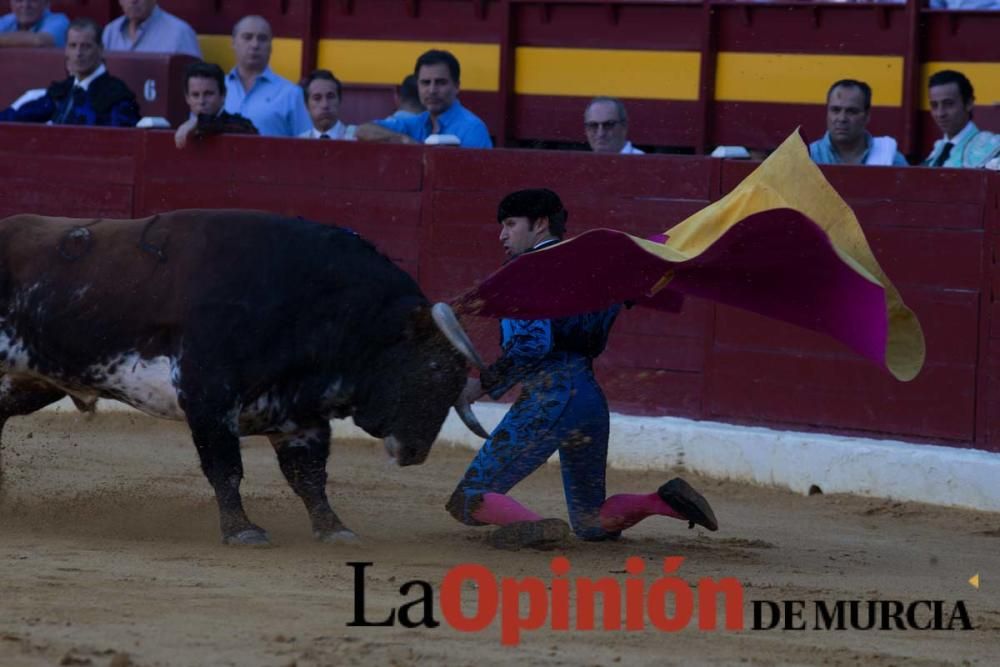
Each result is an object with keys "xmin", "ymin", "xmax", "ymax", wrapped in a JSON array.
[{"xmin": 446, "ymin": 353, "xmax": 615, "ymax": 540}]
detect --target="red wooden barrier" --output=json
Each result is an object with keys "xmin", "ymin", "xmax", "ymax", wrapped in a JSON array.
[
  {"xmin": 0, "ymin": 124, "xmax": 139, "ymax": 219},
  {"xmin": 1, "ymin": 124, "xmax": 998, "ymax": 451},
  {"xmin": 717, "ymin": 160, "xmax": 990, "ymax": 445},
  {"xmin": 135, "ymin": 131, "xmax": 425, "ymax": 273},
  {"xmin": 979, "ymin": 168, "xmax": 1000, "ymax": 452}
]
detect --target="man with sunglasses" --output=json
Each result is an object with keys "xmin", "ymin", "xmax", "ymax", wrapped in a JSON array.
[{"xmin": 584, "ymin": 97, "xmax": 643, "ymax": 154}]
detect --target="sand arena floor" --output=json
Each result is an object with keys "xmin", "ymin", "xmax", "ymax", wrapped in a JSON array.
[{"xmin": 0, "ymin": 412, "xmax": 997, "ymax": 666}]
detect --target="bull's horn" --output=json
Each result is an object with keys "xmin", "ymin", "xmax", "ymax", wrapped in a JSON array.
[
  {"xmin": 455, "ymin": 397, "xmax": 490, "ymax": 439},
  {"xmin": 431, "ymin": 303, "xmax": 485, "ymax": 369}
]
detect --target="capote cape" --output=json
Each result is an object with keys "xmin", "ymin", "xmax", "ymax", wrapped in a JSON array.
[{"xmin": 456, "ymin": 131, "xmax": 925, "ymax": 382}]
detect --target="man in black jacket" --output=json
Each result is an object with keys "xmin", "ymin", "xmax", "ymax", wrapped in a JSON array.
[
  {"xmin": 0, "ymin": 17, "xmax": 139, "ymax": 127},
  {"xmin": 174, "ymin": 61, "xmax": 257, "ymax": 148}
]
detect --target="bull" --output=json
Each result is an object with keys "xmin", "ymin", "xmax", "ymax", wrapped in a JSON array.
[{"xmin": 0, "ymin": 210, "xmax": 488, "ymax": 545}]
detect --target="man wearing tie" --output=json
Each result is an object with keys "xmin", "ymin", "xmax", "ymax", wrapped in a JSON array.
[
  {"xmin": 923, "ymin": 70, "xmax": 1000, "ymax": 169},
  {"xmin": 0, "ymin": 17, "xmax": 139, "ymax": 127},
  {"xmin": 298, "ymin": 69, "xmax": 356, "ymax": 141}
]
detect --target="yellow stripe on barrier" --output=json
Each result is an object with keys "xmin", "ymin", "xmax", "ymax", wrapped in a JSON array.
[
  {"xmin": 195, "ymin": 36, "xmax": 1000, "ymax": 111},
  {"xmin": 513, "ymin": 47, "xmax": 700, "ymax": 100},
  {"xmin": 921, "ymin": 62, "xmax": 1000, "ymax": 109},
  {"xmin": 198, "ymin": 35, "xmax": 303, "ymax": 83},
  {"xmin": 715, "ymin": 53, "xmax": 903, "ymax": 106},
  {"xmin": 317, "ymin": 39, "xmax": 500, "ymax": 91}
]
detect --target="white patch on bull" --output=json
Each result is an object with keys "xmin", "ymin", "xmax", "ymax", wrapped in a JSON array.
[
  {"xmin": 10, "ymin": 282, "xmax": 43, "ymax": 312},
  {"xmin": 320, "ymin": 377, "xmax": 354, "ymax": 417},
  {"xmin": 223, "ymin": 404, "xmax": 242, "ymax": 436},
  {"xmin": 0, "ymin": 374, "xmax": 14, "ymax": 399},
  {"xmin": 86, "ymin": 353, "xmax": 185, "ymax": 420},
  {"xmin": 0, "ymin": 330, "xmax": 33, "ymax": 374},
  {"xmin": 238, "ymin": 392, "xmax": 292, "ymax": 434}
]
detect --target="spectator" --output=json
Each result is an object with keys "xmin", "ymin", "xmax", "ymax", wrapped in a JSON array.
[
  {"xmin": 174, "ymin": 61, "xmax": 257, "ymax": 149},
  {"xmin": 356, "ymin": 49, "xmax": 492, "ymax": 148},
  {"xmin": 923, "ymin": 70, "xmax": 1000, "ymax": 168},
  {"xmin": 102, "ymin": 0, "xmax": 200, "ymax": 58},
  {"xmin": 584, "ymin": 97, "xmax": 643, "ymax": 154},
  {"xmin": 223, "ymin": 15, "xmax": 310, "ymax": 138},
  {"xmin": 809, "ymin": 79, "xmax": 907, "ymax": 166},
  {"xmin": 388, "ymin": 73, "xmax": 423, "ymax": 120},
  {"xmin": 0, "ymin": 17, "xmax": 140, "ymax": 127},
  {"xmin": 299, "ymin": 69, "xmax": 355, "ymax": 140},
  {"xmin": 0, "ymin": 0, "xmax": 68, "ymax": 47},
  {"xmin": 929, "ymin": 0, "xmax": 1000, "ymax": 9}
]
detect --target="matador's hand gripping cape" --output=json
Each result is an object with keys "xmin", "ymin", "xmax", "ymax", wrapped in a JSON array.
[{"xmin": 455, "ymin": 131, "xmax": 925, "ymax": 382}]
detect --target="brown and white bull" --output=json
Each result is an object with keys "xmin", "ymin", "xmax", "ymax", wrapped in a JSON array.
[{"xmin": 0, "ymin": 210, "xmax": 487, "ymax": 545}]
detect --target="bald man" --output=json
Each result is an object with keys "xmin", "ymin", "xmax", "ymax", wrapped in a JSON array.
[{"xmin": 223, "ymin": 15, "xmax": 310, "ymax": 137}]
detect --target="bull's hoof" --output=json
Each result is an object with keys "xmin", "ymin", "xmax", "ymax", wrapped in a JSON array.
[
  {"xmin": 223, "ymin": 528, "xmax": 272, "ymax": 546},
  {"xmin": 315, "ymin": 528, "xmax": 360, "ymax": 544}
]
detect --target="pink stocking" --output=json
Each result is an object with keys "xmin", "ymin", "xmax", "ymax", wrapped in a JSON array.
[
  {"xmin": 471, "ymin": 492, "xmax": 543, "ymax": 526},
  {"xmin": 599, "ymin": 492, "xmax": 684, "ymax": 533}
]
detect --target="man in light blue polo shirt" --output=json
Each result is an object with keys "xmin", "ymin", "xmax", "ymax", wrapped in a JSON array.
[
  {"xmin": 102, "ymin": 0, "xmax": 200, "ymax": 57},
  {"xmin": 223, "ymin": 15, "xmax": 311, "ymax": 138},
  {"xmin": 0, "ymin": 0, "xmax": 69, "ymax": 48},
  {"xmin": 356, "ymin": 49, "xmax": 492, "ymax": 149},
  {"xmin": 809, "ymin": 79, "xmax": 908, "ymax": 167}
]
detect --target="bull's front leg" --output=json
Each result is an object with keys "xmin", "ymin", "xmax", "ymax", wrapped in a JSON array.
[
  {"xmin": 268, "ymin": 422, "xmax": 357, "ymax": 543},
  {"xmin": 187, "ymin": 409, "xmax": 270, "ymax": 546},
  {"xmin": 0, "ymin": 376, "xmax": 68, "ymax": 499}
]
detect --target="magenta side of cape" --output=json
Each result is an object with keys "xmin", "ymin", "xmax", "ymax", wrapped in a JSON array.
[
  {"xmin": 456, "ymin": 229, "xmax": 682, "ymax": 318},
  {"xmin": 455, "ymin": 209, "xmax": 889, "ymax": 369}
]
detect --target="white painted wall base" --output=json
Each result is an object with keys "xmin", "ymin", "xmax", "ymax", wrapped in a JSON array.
[{"xmin": 39, "ymin": 398, "xmax": 1000, "ymax": 513}]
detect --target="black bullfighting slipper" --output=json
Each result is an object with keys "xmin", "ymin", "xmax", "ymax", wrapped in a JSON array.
[
  {"xmin": 658, "ymin": 478, "xmax": 719, "ymax": 532},
  {"xmin": 489, "ymin": 518, "xmax": 571, "ymax": 551}
]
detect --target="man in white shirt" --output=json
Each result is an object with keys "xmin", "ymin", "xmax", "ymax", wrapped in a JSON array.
[
  {"xmin": 298, "ymin": 69, "xmax": 355, "ymax": 140},
  {"xmin": 923, "ymin": 70, "xmax": 1000, "ymax": 169},
  {"xmin": 583, "ymin": 97, "xmax": 644, "ymax": 155}
]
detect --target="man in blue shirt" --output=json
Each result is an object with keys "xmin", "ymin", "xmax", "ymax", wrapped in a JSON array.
[
  {"xmin": 929, "ymin": 0, "xmax": 999, "ymax": 8},
  {"xmin": 0, "ymin": 0, "xmax": 69, "ymax": 48},
  {"xmin": 447, "ymin": 189, "xmax": 717, "ymax": 550},
  {"xmin": 102, "ymin": 0, "xmax": 201, "ymax": 58},
  {"xmin": 222, "ymin": 15, "xmax": 311, "ymax": 138},
  {"xmin": 809, "ymin": 79, "xmax": 908, "ymax": 167},
  {"xmin": 388, "ymin": 73, "xmax": 423, "ymax": 120},
  {"xmin": 356, "ymin": 49, "xmax": 492, "ymax": 149}
]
